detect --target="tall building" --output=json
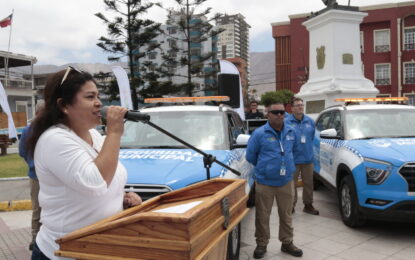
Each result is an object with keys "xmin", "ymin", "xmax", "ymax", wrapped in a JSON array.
[
  {"xmin": 216, "ymin": 14, "xmax": 250, "ymax": 62},
  {"xmin": 216, "ymin": 14, "xmax": 251, "ymax": 91},
  {"xmin": 271, "ymin": 1, "xmax": 415, "ymax": 105}
]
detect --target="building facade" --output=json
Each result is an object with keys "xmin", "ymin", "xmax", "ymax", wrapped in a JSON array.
[
  {"xmin": 0, "ymin": 51, "xmax": 37, "ymax": 121},
  {"xmin": 137, "ymin": 13, "xmax": 219, "ymax": 96},
  {"xmin": 272, "ymin": 1, "xmax": 415, "ymax": 105}
]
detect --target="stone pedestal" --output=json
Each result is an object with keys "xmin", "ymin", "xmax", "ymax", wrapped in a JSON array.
[{"xmin": 296, "ymin": 9, "xmax": 379, "ymax": 115}]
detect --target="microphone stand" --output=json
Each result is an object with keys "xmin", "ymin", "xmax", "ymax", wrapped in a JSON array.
[{"xmin": 137, "ymin": 118, "xmax": 241, "ymax": 180}]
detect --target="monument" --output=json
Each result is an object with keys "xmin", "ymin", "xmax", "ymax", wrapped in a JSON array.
[{"xmin": 296, "ymin": 0, "xmax": 379, "ymax": 116}]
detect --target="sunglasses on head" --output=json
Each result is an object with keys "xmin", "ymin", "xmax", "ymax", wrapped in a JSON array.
[
  {"xmin": 60, "ymin": 66, "xmax": 84, "ymax": 87},
  {"xmin": 269, "ymin": 110, "xmax": 285, "ymax": 115}
]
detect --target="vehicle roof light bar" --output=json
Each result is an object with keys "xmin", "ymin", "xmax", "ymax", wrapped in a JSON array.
[
  {"xmin": 335, "ymin": 97, "xmax": 408, "ymax": 102},
  {"xmin": 144, "ymin": 96, "xmax": 230, "ymax": 103}
]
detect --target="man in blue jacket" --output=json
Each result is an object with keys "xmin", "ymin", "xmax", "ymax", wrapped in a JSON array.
[
  {"xmin": 285, "ymin": 97, "xmax": 319, "ymax": 215},
  {"xmin": 246, "ymin": 102, "xmax": 303, "ymax": 259}
]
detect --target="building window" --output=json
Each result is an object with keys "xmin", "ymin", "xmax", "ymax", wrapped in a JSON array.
[
  {"xmin": 148, "ymin": 52, "xmax": 157, "ymax": 60},
  {"xmin": 360, "ymin": 31, "xmax": 364, "ymax": 53},
  {"xmin": 15, "ymin": 101, "xmax": 28, "ymax": 114},
  {"xmin": 375, "ymin": 63, "xmax": 391, "ymax": 85},
  {"xmin": 148, "ymin": 63, "xmax": 157, "ymax": 71},
  {"xmin": 404, "ymin": 27, "xmax": 415, "ymax": 50},
  {"xmin": 190, "ymin": 48, "xmax": 201, "ymax": 56},
  {"xmin": 404, "ymin": 62, "xmax": 415, "ymax": 84},
  {"xmin": 167, "ymin": 38, "xmax": 177, "ymax": 48},
  {"xmin": 167, "ymin": 27, "xmax": 177, "ymax": 34},
  {"xmin": 374, "ymin": 29, "xmax": 390, "ymax": 52},
  {"xmin": 168, "ymin": 50, "xmax": 177, "ymax": 58}
]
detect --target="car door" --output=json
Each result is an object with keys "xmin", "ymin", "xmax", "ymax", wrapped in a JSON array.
[
  {"xmin": 315, "ymin": 111, "xmax": 334, "ymax": 184},
  {"xmin": 225, "ymin": 111, "xmax": 254, "ymax": 189},
  {"xmin": 315, "ymin": 110, "xmax": 342, "ymax": 186}
]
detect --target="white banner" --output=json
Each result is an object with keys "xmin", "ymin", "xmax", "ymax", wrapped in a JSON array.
[
  {"xmin": 219, "ymin": 60, "xmax": 245, "ymax": 120},
  {"xmin": 112, "ymin": 66, "xmax": 133, "ymax": 110},
  {"xmin": 0, "ymin": 81, "xmax": 18, "ymax": 139}
]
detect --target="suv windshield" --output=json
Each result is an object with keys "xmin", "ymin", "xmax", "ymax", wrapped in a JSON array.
[
  {"xmin": 345, "ymin": 109, "xmax": 415, "ymax": 140},
  {"xmin": 121, "ymin": 111, "xmax": 228, "ymax": 150}
]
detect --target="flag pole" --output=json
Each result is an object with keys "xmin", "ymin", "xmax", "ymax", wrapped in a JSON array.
[
  {"xmin": 5, "ymin": 9, "xmax": 13, "ymax": 89},
  {"xmin": 7, "ymin": 10, "xmax": 14, "ymax": 53}
]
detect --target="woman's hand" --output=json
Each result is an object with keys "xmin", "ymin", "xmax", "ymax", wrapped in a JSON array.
[
  {"xmin": 123, "ymin": 192, "xmax": 142, "ymax": 209},
  {"xmin": 105, "ymin": 106, "xmax": 128, "ymax": 137}
]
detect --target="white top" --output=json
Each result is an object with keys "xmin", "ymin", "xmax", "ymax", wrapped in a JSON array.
[{"xmin": 34, "ymin": 124, "xmax": 127, "ymax": 260}]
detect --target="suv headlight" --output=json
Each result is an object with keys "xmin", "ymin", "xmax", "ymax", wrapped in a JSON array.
[
  {"xmin": 364, "ymin": 158, "xmax": 392, "ymax": 185},
  {"xmin": 366, "ymin": 167, "xmax": 390, "ymax": 185}
]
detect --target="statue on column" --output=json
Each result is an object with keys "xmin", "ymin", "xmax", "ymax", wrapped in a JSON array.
[
  {"xmin": 309, "ymin": 0, "xmax": 357, "ymax": 18},
  {"xmin": 322, "ymin": 0, "xmax": 338, "ymax": 7}
]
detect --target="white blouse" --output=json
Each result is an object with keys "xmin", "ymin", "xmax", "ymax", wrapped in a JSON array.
[{"xmin": 34, "ymin": 124, "xmax": 127, "ymax": 259}]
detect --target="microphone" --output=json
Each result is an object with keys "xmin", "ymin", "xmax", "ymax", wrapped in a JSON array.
[{"xmin": 100, "ymin": 106, "xmax": 150, "ymax": 122}]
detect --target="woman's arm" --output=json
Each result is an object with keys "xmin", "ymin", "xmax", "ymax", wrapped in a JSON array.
[{"xmin": 94, "ymin": 106, "xmax": 128, "ymax": 186}]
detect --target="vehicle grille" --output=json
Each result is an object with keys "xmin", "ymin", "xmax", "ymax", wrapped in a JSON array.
[
  {"xmin": 124, "ymin": 184, "xmax": 172, "ymax": 201},
  {"xmin": 399, "ymin": 162, "xmax": 415, "ymax": 192}
]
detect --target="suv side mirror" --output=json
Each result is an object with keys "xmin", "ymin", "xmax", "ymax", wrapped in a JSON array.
[
  {"xmin": 320, "ymin": 128, "xmax": 338, "ymax": 139},
  {"xmin": 233, "ymin": 134, "xmax": 250, "ymax": 148}
]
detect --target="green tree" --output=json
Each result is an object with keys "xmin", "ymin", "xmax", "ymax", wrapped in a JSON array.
[
  {"xmin": 160, "ymin": 0, "xmax": 223, "ymax": 96},
  {"xmin": 93, "ymin": 71, "xmax": 119, "ymax": 102},
  {"xmin": 260, "ymin": 90, "xmax": 294, "ymax": 108},
  {"xmin": 138, "ymin": 61, "xmax": 182, "ymax": 98},
  {"xmin": 95, "ymin": 0, "xmax": 161, "ymax": 109}
]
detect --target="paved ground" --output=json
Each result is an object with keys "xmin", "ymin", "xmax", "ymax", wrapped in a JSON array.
[
  {"xmin": 1, "ymin": 186, "xmax": 415, "ymax": 259},
  {"xmin": 0, "ymin": 211, "xmax": 31, "ymax": 260},
  {"xmin": 0, "ymin": 178, "xmax": 30, "ymax": 202},
  {"xmin": 239, "ymin": 186, "xmax": 415, "ymax": 260}
]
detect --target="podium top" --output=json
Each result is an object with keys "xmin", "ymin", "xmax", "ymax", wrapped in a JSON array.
[{"xmin": 56, "ymin": 178, "xmax": 246, "ymax": 243}]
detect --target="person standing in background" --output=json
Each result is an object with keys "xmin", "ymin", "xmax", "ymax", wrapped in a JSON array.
[
  {"xmin": 285, "ymin": 97, "xmax": 319, "ymax": 215},
  {"xmin": 19, "ymin": 103, "xmax": 44, "ymax": 251},
  {"xmin": 245, "ymin": 101, "xmax": 264, "ymax": 119}
]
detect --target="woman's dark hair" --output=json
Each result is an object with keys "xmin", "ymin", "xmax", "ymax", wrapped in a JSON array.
[{"xmin": 26, "ymin": 68, "xmax": 95, "ymax": 158}]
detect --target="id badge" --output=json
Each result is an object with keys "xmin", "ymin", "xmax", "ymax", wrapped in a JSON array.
[
  {"xmin": 301, "ymin": 135, "xmax": 306, "ymax": 143},
  {"xmin": 280, "ymin": 164, "xmax": 286, "ymax": 176}
]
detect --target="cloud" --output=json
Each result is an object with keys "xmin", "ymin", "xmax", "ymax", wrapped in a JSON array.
[{"xmin": 0, "ymin": 0, "xmax": 399, "ymax": 65}]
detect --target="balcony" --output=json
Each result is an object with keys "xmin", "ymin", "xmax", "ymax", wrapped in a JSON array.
[{"xmin": 0, "ymin": 77, "xmax": 32, "ymax": 89}]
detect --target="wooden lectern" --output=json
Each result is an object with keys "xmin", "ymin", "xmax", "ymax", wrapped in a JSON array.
[{"xmin": 55, "ymin": 179, "xmax": 249, "ymax": 260}]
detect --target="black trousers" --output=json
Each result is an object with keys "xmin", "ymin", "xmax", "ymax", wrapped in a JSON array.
[{"xmin": 31, "ymin": 242, "xmax": 51, "ymax": 260}]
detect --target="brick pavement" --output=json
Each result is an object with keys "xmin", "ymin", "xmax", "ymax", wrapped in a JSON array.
[{"xmin": 0, "ymin": 211, "xmax": 31, "ymax": 260}]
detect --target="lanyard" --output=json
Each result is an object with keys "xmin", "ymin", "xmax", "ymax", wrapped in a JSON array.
[{"xmin": 278, "ymin": 138, "xmax": 284, "ymax": 156}]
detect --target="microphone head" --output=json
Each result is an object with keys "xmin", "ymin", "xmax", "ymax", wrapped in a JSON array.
[{"xmin": 100, "ymin": 106, "xmax": 108, "ymax": 118}]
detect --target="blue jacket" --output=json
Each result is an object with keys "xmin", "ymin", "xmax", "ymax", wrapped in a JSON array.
[
  {"xmin": 285, "ymin": 114, "xmax": 315, "ymax": 164},
  {"xmin": 246, "ymin": 122, "xmax": 297, "ymax": 187},
  {"xmin": 18, "ymin": 125, "xmax": 37, "ymax": 179}
]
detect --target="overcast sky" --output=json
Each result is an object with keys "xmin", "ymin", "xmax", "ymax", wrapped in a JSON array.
[{"xmin": 0, "ymin": 0, "xmax": 397, "ymax": 65}]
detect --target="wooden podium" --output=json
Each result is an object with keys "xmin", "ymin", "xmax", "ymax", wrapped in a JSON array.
[{"xmin": 55, "ymin": 179, "xmax": 249, "ymax": 260}]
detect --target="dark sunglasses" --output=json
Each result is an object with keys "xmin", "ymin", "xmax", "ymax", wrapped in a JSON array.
[
  {"xmin": 269, "ymin": 110, "xmax": 285, "ymax": 115},
  {"xmin": 60, "ymin": 66, "xmax": 84, "ymax": 86}
]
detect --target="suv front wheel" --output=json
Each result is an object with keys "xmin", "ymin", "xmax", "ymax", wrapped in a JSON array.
[{"xmin": 339, "ymin": 175, "xmax": 365, "ymax": 227}]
